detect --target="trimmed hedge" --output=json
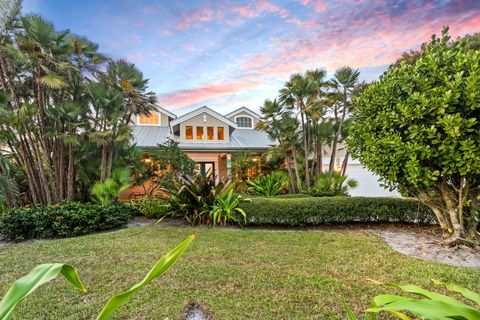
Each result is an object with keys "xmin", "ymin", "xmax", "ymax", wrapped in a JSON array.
[
  {"xmin": 274, "ymin": 193, "xmax": 313, "ymax": 199},
  {"xmin": 240, "ymin": 196, "xmax": 435, "ymax": 226},
  {"xmin": 0, "ymin": 202, "xmax": 136, "ymax": 241}
]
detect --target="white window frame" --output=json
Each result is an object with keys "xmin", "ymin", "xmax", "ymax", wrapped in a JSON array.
[
  {"xmin": 234, "ymin": 115, "xmax": 254, "ymax": 129},
  {"xmin": 137, "ymin": 112, "xmax": 161, "ymax": 126}
]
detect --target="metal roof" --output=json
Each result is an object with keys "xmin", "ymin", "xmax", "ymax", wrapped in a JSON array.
[
  {"xmin": 225, "ymin": 106, "xmax": 261, "ymax": 119},
  {"xmin": 132, "ymin": 125, "xmax": 275, "ymax": 150}
]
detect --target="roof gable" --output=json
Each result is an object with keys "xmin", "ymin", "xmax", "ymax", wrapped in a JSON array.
[
  {"xmin": 225, "ymin": 107, "xmax": 261, "ymax": 119},
  {"xmin": 156, "ymin": 105, "xmax": 177, "ymax": 119},
  {"xmin": 171, "ymin": 106, "xmax": 237, "ymax": 127}
]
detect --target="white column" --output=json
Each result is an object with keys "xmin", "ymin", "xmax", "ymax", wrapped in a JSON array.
[{"xmin": 227, "ymin": 153, "xmax": 232, "ymax": 178}]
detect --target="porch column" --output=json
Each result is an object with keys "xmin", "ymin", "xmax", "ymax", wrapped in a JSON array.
[{"xmin": 227, "ymin": 153, "xmax": 232, "ymax": 178}]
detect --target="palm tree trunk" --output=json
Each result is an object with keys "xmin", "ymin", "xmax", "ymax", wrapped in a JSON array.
[
  {"xmin": 292, "ymin": 148, "xmax": 302, "ymax": 191},
  {"xmin": 316, "ymin": 140, "xmax": 323, "ymax": 177},
  {"xmin": 67, "ymin": 143, "xmax": 75, "ymax": 200},
  {"xmin": 340, "ymin": 150, "xmax": 349, "ymax": 176},
  {"xmin": 299, "ymin": 108, "xmax": 310, "ymax": 190},
  {"xmin": 100, "ymin": 143, "xmax": 107, "ymax": 183},
  {"xmin": 329, "ymin": 87, "xmax": 348, "ymax": 177},
  {"xmin": 285, "ymin": 151, "xmax": 296, "ymax": 193}
]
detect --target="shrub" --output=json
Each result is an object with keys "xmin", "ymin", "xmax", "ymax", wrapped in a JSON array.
[
  {"xmin": 310, "ymin": 171, "xmax": 357, "ymax": 197},
  {"xmin": 166, "ymin": 174, "xmax": 235, "ymax": 225},
  {"xmin": 205, "ymin": 190, "xmax": 249, "ymax": 226},
  {"xmin": 274, "ymin": 193, "xmax": 313, "ymax": 199},
  {"xmin": 91, "ymin": 168, "xmax": 131, "ymax": 206},
  {"xmin": 127, "ymin": 198, "xmax": 170, "ymax": 218},
  {"xmin": 0, "ymin": 201, "xmax": 135, "ymax": 241},
  {"xmin": 246, "ymin": 172, "xmax": 289, "ymax": 197},
  {"xmin": 240, "ymin": 197, "xmax": 434, "ymax": 226}
]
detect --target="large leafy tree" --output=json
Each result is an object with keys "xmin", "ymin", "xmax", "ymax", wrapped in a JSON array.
[{"xmin": 348, "ymin": 27, "xmax": 480, "ymax": 244}]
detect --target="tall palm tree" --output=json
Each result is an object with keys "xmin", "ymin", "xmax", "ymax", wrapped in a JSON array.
[
  {"xmin": 258, "ymin": 99, "xmax": 301, "ymax": 191},
  {"xmin": 279, "ymin": 73, "xmax": 317, "ymax": 190},
  {"xmin": 328, "ymin": 66, "xmax": 360, "ymax": 177}
]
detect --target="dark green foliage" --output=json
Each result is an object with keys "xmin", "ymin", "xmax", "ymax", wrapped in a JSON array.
[
  {"xmin": 127, "ymin": 198, "xmax": 170, "ymax": 218},
  {"xmin": 167, "ymin": 174, "xmax": 235, "ymax": 225},
  {"xmin": 310, "ymin": 171, "xmax": 358, "ymax": 196},
  {"xmin": 0, "ymin": 202, "xmax": 135, "ymax": 240},
  {"xmin": 246, "ymin": 172, "xmax": 289, "ymax": 197},
  {"xmin": 274, "ymin": 193, "xmax": 313, "ymax": 199},
  {"xmin": 240, "ymin": 197, "xmax": 434, "ymax": 226}
]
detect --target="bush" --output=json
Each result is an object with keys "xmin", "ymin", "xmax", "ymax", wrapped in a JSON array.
[
  {"xmin": 0, "ymin": 201, "xmax": 135, "ymax": 241},
  {"xmin": 240, "ymin": 197, "xmax": 434, "ymax": 226},
  {"xmin": 274, "ymin": 193, "xmax": 313, "ymax": 199},
  {"xmin": 127, "ymin": 198, "xmax": 171, "ymax": 218},
  {"xmin": 246, "ymin": 172, "xmax": 289, "ymax": 197}
]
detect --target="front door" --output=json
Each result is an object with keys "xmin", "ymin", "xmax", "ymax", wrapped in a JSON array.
[{"xmin": 198, "ymin": 161, "xmax": 215, "ymax": 178}]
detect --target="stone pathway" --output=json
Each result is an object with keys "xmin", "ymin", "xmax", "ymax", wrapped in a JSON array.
[{"xmin": 376, "ymin": 230, "xmax": 480, "ymax": 268}]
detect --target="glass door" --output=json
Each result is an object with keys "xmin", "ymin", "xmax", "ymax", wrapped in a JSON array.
[{"xmin": 198, "ymin": 161, "xmax": 215, "ymax": 178}]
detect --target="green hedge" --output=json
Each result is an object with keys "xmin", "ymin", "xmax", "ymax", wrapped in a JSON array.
[
  {"xmin": 0, "ymin": 202, "xmax": 136, "ymax": 241},
  {"xmin": 274, "ymin": 193, "xmax": 313, "ymax": 199},
  {"xmin": 240, "ymin": 197, "xmax": 435, "ymax": 226}
]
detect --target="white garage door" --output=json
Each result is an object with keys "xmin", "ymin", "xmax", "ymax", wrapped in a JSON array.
[{"xmin": 344, "ymin": 164, "xmax": 400, "ymax": 197}]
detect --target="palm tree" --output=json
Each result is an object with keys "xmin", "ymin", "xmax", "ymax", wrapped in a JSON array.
[
  {"xmin": 258, "ymin": 99, "xmax": 301, "ymax": 191},
  {"xmin": 328, "ymin": 66, "xmax": 360, "ymax": 177},
  {"xmin": 279, "ymin": 73, "xmax": 317, "ymax": 190}
]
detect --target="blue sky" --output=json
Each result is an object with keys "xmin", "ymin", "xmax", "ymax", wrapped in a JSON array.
[{"xmin": 23, "ymin": 0, "xmax": 480, "ymax": 115}]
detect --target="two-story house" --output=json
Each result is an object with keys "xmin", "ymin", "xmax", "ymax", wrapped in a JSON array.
[{"xmin": 131, "ymin": 105, "xmax": 275, "ymax": 181}]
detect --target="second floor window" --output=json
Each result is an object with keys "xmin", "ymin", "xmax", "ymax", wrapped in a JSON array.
[
  {"xmin": 217, "ymin": 127, "xmax": 224, "ymax": 140},
  {"xmin": 185, "ymin": 126, "xmax": 193, "ymax": 140},
  {"xmin": 235, "ymin": 116, "xmax": 252, "ymax": 128},
  {"xmin": 196, "ymin": 126, "xmax": 204, "ymax": 140},
  {"xmin": 139, "ymin": 113, "xmax": 159, "ymax": 125},
  {"xmin": 207, "ymin": 127, "xmax": 214, "ymax": 140}
]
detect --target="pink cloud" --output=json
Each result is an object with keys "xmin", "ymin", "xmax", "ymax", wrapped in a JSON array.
[
  {"xmin": 157, "ymin": 80, "xmax": 260, "ymax": 109},
  {"xmin": 233, "ymin": 6, "xmax": 259, "ymax": 18},
  {"xmin": 257, "ymin": 0, "xmax": 289, "ymax": 18},
  {"xmin": 297, "ymin": 0, "xmax": 326, "ymax": 12},
  {"xmin": 177, "ymin": 7, "xmax": 215, "ymax": 30}
]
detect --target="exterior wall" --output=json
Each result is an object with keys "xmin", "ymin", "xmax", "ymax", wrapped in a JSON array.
[
  {"xmin": 336, "ymin": 164, "xmax": 400, "ymax": 197},
  {"xmin": 228, "ymin": 111, "xmax": 260, "ymax": 128},
  {"xmin": 179, "ymin": 112, "xmax": 230, "ymax": 143},
  {"xmin": 133, "ymin": 111, "xmax": 170, "ymax": 127}
]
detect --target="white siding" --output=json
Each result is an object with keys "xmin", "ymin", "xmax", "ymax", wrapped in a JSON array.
[{"xmin": 343, "ymin": 164, "xmax": 400, "ymax": 197}]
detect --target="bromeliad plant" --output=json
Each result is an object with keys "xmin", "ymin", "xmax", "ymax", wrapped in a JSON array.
[
  {"xmin": 246, "ymin": 172, "xmax": 289, "ymax": 197},
  {"xmin": 0, "ymin": 235, "xmax": 194, "ymax": 320},
  {"xmin": 166, "ymin": 173, "xmax": 236, "ymax": 226},
  {"xmin": 329, "ymin": 280, "xmax": 480, "ymax": 319},
  {"xmin": 206, "ymin": 190, "xmax": 249, "ymax": 226}
]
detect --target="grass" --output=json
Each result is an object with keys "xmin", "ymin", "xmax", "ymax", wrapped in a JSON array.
[{"xmin": 0, "ymin": 225, "xmax": 478, "ymax": 319}]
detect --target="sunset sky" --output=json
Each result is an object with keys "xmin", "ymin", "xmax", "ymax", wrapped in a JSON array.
[{"xmin": 23, "ymin": 0, "xmax": 480, "ymax": 115}]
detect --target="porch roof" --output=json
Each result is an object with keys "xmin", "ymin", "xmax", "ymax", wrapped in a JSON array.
[{"xmin": 132, "ymin": 125, "xmax": 275, "ymax": 151}]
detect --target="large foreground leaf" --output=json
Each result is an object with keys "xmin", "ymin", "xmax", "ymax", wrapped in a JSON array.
[
  {"xmin": 0, "ymin": 263, "xmax": 86, "ymax": 320},
  {"xmin": 96, "ymin": 234, "xmax": 195, "ymax": 319}
]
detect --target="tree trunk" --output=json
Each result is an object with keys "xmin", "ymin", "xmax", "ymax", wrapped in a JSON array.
[
  {"xmin": 329, "ymin": 87, "xmax": 348, "ymax": 177},
  {"xmin": 292, "ymin": 149, "xmax": 302, "ymax": 191},
  {"xmin": 340, "ymin": 150, "xmax": 349, "ymax": 176},
  {"xmin": 100, "ymin": 143, "xmax": 107, "ymax": 183},
  {"xmin": 316, "ymin": 139, "xmax": 322, "ymax": 178},
  {"xmin": 67, "ymin": 143, "xmax": 75, "ymax": 200},
  {"xmin": 299, "ymin": 109, "xmax": 310, "ymax": 190},
  {"xmin": 285, "ymin": 151, "xmax": 296, "ymax": 193}
]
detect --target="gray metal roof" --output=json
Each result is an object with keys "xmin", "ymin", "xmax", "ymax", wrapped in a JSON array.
[
  {"xmin": 132, "ymin": 126, "xmax": 170, "ymax": 147},
  {"xmin": 132, "ymin": 125, "xmax": 275, "ymax": 150}
]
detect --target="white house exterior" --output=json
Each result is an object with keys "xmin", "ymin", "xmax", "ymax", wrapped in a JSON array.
[{"xmin": 129, "ymin": 105, "xmax": 398, "ymax": 197}]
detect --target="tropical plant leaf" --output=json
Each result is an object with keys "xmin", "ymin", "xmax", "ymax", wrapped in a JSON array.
[
  {"xmin": 0, "ymin": 263, "xmax": 86, "ymax": 320},
  {"xmin": 39, "ymin": 74, "xmax": 66, "ymax": 89},
  {"xmin": 95, "ymin": 234, "xmax": 195, "ymax": 320},
  {"xmin": 432, "ymin": 279, "xmax": 480, "ymax": 306},
  {"xmin": 367, "ymin": 300, "xmax": 480, "ymax": 319}
]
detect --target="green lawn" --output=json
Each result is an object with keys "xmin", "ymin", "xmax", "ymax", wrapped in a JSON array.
[{"xmin": 0, "ymin": 225, "xmax": 478, "ymax": 319}]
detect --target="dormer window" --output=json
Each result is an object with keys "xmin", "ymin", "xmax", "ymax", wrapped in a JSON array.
[
  {"xmin": 138, "ymin": 112, "xmax": 160, "ymax": 125},
  {"xmin": 235, "ymin": 116, "xmax": 253, "ymax": 128}
]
